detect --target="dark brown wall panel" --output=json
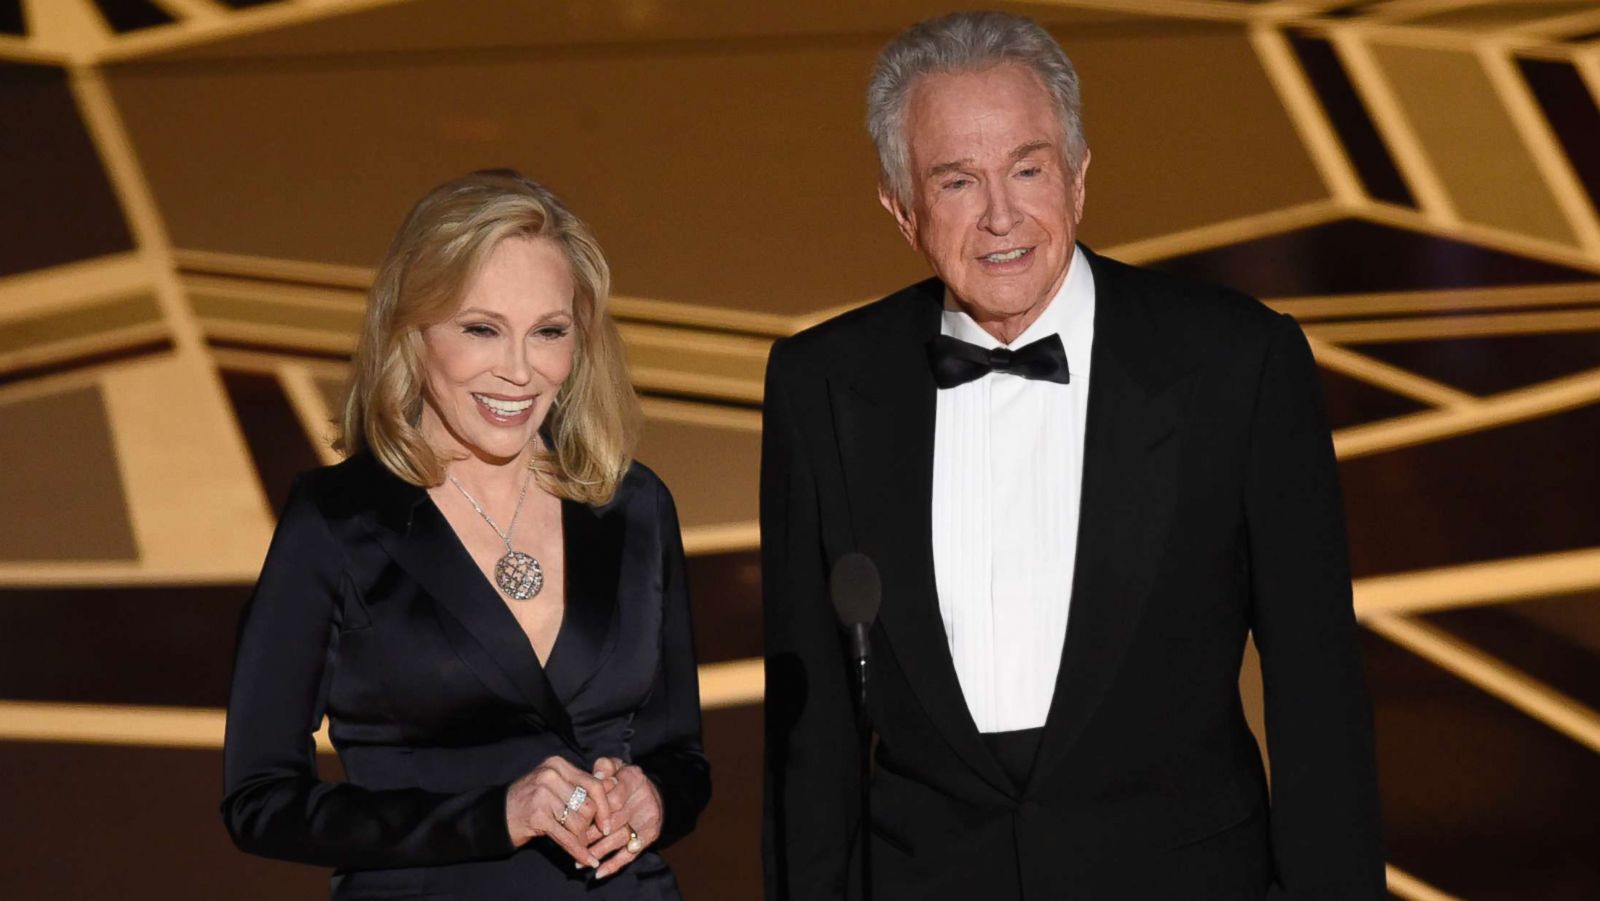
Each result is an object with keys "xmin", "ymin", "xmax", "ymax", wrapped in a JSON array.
[
  {"xmin": 1319, "ymin": 368, "xmax": 1427, "ymax": 429},
  {"xmin": 685, "ymin": 551, "xmax": 761, "ymax": 664},
  {"xmin": 1517, "ymin": 58, "xmax": 1600, "ymax": 215},
  {"xmin": 1352, "ymin": 330, "xmax": 1600, "ymax": 396},
  {"xmin": 1151, "ymin": 219, "xmax": 1597, "ymax": 299},
  {"xmin": 91, "ymin": 0, "xmax": 174, "ymax": 33},
  {"xmin": 220, "ymin": 369, "xmax": 324, "ymax": 515},
  {"xmin": 0, "ymin": 62, "xmax": 134, "ymax": 278},
  {"xmin": 1340, "ymin": 403, "xmax": 1600, "ymax": 577},
  {"xmin": 1424, "ymin": 591, "xmax": 1600, "ymax": 712},
  {"xmin": 1287, "ymin": 30, "xmax": 1414, "ymax": 207},
  {"xmin": 0, "ymin": 1, "xmax": 24, "ymax": 35},
  {"xmin": 661, "ymin": 705, "xmax": 763, "ymax": 900},
  {"xmin": 0, "ymin": 743, "xmax": 330, "ymax": 899},
  {"xmin": 1364, "ymin": 631, "xmax": 1600, "ymax": 899},
  {"xmin": 0, "ymin": 385, "xmax": 138, "ymax": 562},
  {"xmin": 0, "ymin": 585, "xmax": 248, "ymax": 707}
]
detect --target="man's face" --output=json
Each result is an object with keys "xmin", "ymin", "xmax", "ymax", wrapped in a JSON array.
[{"xmin": 883, "ymin": 63, "xmax": 1088, "ymax": 343}]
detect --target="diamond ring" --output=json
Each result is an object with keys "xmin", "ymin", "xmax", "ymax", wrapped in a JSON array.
[{"xmin": 564, "ymin": 785, "xmax": 588, "ymax": 812}]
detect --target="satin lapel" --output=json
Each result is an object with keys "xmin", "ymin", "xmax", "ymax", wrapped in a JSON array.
[
  {"xmin": 1026, "ymin": 255, "xmax": 1194, "ymax": 794},
  {"xmin": 544, "ymin": 498, "xmax": 624, "ymax": 703},
  {"xmin": 376, "ymin": 500, "xmax": 576, "ymax": 743},
  {"xmin": 832, "ymin": 282, "xmax": 1015, "ymax": 797}
]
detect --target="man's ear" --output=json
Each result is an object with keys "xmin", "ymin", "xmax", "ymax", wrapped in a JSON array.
[
  {"xmin": 1070, "ymin": 146, "xmax": 1091, "ymax": 225},
  {"xmin": 878, "ymin": 183, "xmax": 919, "ymax": 249}
]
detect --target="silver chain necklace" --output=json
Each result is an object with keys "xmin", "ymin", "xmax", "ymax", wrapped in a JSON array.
[{"xmin": 446, "ymin": 467, "xmax": 544, "ymax": 601}]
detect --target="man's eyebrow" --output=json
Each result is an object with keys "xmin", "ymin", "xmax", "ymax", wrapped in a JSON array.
[
  {"xmin": 1010, "ymin": 140, "xmax": 1053, "ymax": 161},
  {"xmin": 927, "ymin": 158, "xmax": 974, "ymax": 179}
]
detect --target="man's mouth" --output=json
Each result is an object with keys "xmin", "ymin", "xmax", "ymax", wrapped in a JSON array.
[{"xmin": 981, "ymin": 247, "xmax": 1031, "ymax": 263}]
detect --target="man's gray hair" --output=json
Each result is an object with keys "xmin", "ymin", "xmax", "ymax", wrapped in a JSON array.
[{"xmin": 867, "ymin": 11, "xmax": 1087, "ymax": 208}]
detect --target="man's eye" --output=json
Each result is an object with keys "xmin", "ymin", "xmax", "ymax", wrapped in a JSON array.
[
  {"xmin": 943, "ymin": 177, "xmax": 971, "ymax": 191},
  {"xmin": 1017, "ymin": 166, "xmax": 1041, "ymax": 178}
]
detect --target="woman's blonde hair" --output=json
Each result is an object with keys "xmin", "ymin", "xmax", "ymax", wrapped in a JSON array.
[{"xmin": 336, "ymin": 169, "xmax": 640, "ymax": 505}]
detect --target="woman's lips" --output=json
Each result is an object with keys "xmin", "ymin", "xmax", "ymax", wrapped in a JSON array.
[{"xmin": 472, "ymin": 393, "xmax": 535, "ymax": 425}]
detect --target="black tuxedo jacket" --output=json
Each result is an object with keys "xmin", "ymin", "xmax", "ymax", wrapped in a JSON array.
[
  {"xmin": 761, "ymin": 249, "xmax": 1383, "ymax": 900},
  {"xmin": 222, "ymin": 453, "xmax": 709, "ymax": 900}
]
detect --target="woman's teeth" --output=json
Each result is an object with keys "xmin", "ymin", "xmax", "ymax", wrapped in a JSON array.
[
  {"xmin": 473, "ymin": 394, "xmax": 533, "ymax": 416},
  {"xmin": 983, "ymin": 248, "xmax": 1030, "ymax": 263}
]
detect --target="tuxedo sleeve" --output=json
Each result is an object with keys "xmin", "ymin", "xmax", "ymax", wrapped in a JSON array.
[
  {"xmin": 632, "ymin": 477, "xmax": 712, "ymax": 850},
  {"xmin": 1245, "ymin": 314, "xmax": 1386, "ymax": 900},
  {"xmin": 220, "ymin": 476, "xmax": 514, "ymax": 868},
  {"xmin": 761, "ymin": 340, "xmax": 861, "ymax": 901}
]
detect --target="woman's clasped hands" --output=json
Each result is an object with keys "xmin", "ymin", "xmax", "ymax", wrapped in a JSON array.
[
  {"xmin": 586, "ymin": 757, "xmax": 665, "ymax": 879},
  {"xmin": 505, "ymin": 755, "xmax": 665, "ymax": 879}
]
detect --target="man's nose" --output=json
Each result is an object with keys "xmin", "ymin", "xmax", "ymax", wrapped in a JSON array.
[{"xmin": 979, "ymin": 180, "xmax": 1020, "ymax": 235}]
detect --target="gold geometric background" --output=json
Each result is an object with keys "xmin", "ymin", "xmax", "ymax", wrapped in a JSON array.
[{"xmin": 2, "ymin": 1, "xmax": 1598, "ymax": 899}]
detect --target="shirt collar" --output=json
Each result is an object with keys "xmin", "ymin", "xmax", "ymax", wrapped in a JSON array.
[{"xmin": 941, "ymin": 245, "xmax": 1095, "ymax": 380}]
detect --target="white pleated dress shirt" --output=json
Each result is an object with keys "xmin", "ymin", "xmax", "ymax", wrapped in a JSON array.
[{"xmin": 931, "ymin": 245, "xmax": 1095, "ymax": 734}]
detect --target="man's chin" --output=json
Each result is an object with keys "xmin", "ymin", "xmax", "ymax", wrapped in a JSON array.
[{"xmin": 948, "ymin": 286, "xmax": 1049, "ymax": 321}]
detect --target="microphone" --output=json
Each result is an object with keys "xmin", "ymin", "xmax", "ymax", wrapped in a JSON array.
[
  {"xmin": 830, "ymin": 552, "xmax": 881, "ymax": 666},
  {"xmin": 830, "ymin": 552, "xmax": 880, "ymax": 901}
]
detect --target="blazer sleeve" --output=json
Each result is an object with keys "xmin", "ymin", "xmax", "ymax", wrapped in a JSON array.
[
  {"xmin": 1245, "ymin": 314, "xmax": 1386, "ymax": 900},
  {"xmin": 220, "ymin": 475, "xmax": 514, "ymax": 868},
  {"xmin": 631, "ymin": 478, "xmax": 712, "ymax": 849},
  {"xmin": 760, "ymin": 341, "xmax": 860, "ymax": 901}
]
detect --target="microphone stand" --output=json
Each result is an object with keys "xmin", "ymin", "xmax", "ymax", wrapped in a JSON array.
[{"xmin": 849, "ymin": 629, "xmax": 873, "ymax": 901}]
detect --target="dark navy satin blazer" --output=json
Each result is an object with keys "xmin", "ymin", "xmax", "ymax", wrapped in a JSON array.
[{"xmin": 221, "ymin": 452, "xmax": 710, "ymax": 900}]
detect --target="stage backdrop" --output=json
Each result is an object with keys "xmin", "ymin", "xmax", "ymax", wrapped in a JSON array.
[{"xmin": 2, "ymin": 1, "xmax": 1599, "ymax": 898}]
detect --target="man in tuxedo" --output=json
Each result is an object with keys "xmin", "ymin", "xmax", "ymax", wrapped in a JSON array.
[{"xmin": 760, "ymin": 11, "xmax": 1383, "ymax": 901}]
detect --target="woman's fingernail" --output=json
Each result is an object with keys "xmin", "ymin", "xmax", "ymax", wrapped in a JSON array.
[{"xmin": 589, "ymin": 857, "xmax": 601, "ymax": 867}]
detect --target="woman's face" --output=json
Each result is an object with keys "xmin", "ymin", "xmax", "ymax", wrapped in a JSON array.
[{"xmin": 418, "ymin": 235, "xmax": 577, "ymax": 465}]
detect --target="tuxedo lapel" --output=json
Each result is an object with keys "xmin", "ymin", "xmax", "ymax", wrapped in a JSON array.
[
  {"xmin": 1026, "ymin": 252, "xmax": 1195, "ymax": 793},
  {"xmin": 831, "ymin": 280, "xmax": 1015, "ymax": 797},
  {"xmin": 544, "ymin": 498, "xmax": 624, "ymax": 703},
  {"xmin": 375, "ymin": 491, "xmax": 576, "ymax": 745}
]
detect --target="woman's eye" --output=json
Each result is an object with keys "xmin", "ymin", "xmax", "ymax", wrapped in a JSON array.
[
  {"xmin": 463, "ymin": 324, "xmax": 497, "ymax": 337},
  {"xmin": 536, "ymin": 326, "xmax": 571, "ymax": 340}
]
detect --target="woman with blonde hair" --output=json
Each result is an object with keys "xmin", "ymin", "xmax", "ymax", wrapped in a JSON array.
[{"xmin": 222, "ymin": 170, "xmax": 709, "ymax": 899}]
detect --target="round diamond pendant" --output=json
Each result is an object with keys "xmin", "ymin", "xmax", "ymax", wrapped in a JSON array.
[{"xmin": 495, "ymin": 550, "xmax": 544, "ymax": 601}]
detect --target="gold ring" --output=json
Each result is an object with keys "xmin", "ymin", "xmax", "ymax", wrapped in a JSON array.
[
  {"xmin": 556, "ymin": 806, "xmax": 569, "ymax": 825},
  {"xmin": 626, "ymin": 829, "xmax": 643, "ymax": 854}
]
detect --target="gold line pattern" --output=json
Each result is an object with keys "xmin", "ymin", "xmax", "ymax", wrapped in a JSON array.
[
  {"xmin": 1333, "ymin": 366, "xmax": 1600, "ymax": 458},
  {"xmin": 1365, "ymin": 612, "xmax": 1600, "ymax": 752},
  {"xmin": 1352, "ymin": 546, "xmax": 1600, "ymax": 616},
  {"xmin": 1305, "ymin": 337, "xmax": 1480, "ymax": 406},
  {"xmin": 1385, "ymin": 864, "xmax": 1468, "ymax": 901}
]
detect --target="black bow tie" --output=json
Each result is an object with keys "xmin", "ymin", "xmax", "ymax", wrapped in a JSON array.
[{"xmin": 927, "ymin": 333, "xmax": 1071, "ymax": 389}]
